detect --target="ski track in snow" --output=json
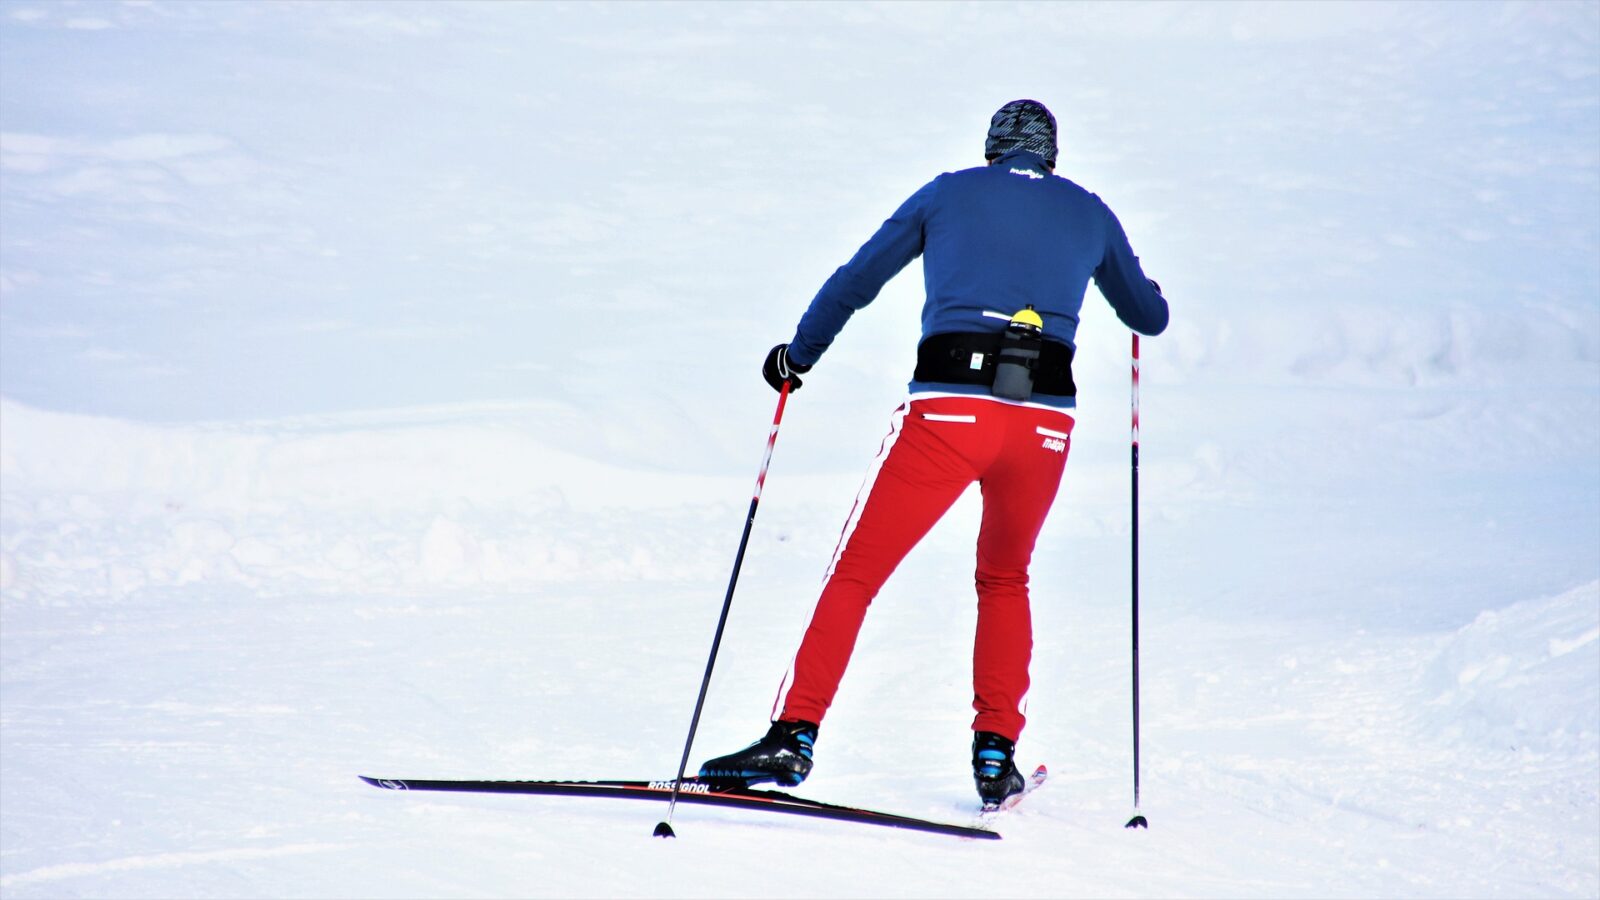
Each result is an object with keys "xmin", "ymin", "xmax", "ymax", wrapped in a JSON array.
[{"xmin": 0, "ymin": 844, "xmax": 347, "ymax": 891}]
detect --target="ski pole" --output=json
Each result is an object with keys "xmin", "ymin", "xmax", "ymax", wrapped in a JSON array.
[
  {"xmin": 655, "ymin": 380, "xmax": 793, "ymax": 838},
  {"xmin": 1126, "ymin": 333, "xmax": 1148, "ymax": 829}
]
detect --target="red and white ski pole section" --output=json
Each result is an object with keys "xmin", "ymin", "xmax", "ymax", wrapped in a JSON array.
[{"xmin": 1127, "ymin": 333, "xmax": 1147, "ymax": 829}]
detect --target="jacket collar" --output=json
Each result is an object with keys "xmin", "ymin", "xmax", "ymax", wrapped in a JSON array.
[{"xmin": 990, "ymin": 148, "xmax": 1052, "ymax": 175}]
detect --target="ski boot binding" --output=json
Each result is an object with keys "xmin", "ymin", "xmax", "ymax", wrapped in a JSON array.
[
  {"xmin": 698, "ymin": 719, "xmax": 817, "ymax": 788},
  {"xmin": 973, "ymin": 731, "xmax": 1026, "ymax": 810}
]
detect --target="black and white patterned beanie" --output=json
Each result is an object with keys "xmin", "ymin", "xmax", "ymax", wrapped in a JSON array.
[{"xmin": 985, "ymin": 99, "xmax": 1057, "ymax": 167}]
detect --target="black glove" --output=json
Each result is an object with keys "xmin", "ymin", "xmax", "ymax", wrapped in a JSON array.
[{"xmin": 762, "ymin": 344, "xmax": 812, "ymax": 393}]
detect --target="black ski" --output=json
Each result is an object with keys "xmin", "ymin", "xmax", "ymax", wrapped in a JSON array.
[{"xmin": 360, "ymin": 775, "xmax": 1000, "ymax": 840}]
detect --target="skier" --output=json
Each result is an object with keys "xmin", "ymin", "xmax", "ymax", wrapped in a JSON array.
[{"xmin": 699, "ymin": 99, "xmax": 1170, "ymax": 807}]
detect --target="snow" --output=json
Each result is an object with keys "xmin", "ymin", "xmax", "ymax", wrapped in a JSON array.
[{"xmin": 3, "ymin": 2, "xmax": 1599, "ymax": 898}]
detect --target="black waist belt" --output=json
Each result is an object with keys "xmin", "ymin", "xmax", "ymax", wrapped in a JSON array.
[{"xmin": 914, "ymin": 331, "xmax": 1076, "ymax": 397}]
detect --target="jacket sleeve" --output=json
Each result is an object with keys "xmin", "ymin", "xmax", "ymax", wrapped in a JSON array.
[
  {"xmin": 1092, "ymin": 204, "xmax": 1170, "ymax": 336},
  {"xmin": 786, "ymin": 179, "xmax": 936, "ymax": 368}
]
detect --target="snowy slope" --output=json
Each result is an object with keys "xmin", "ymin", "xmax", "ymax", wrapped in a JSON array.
[
  {"xmin": 3, "ymin": 1, "xmax": 1599, "ymax": 898},
  {"xmin": 2, "ymin": 386, "xmax": 1596, "ymax": 898}
]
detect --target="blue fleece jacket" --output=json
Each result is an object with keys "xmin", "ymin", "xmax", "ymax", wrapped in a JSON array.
[{"xmin": 787, "ymin": 148, "xmax": 1169, "ymax": 407}]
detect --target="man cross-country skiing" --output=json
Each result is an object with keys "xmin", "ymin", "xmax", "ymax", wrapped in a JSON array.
[{"xmin": 700, "ymin": 99, "xmax": 1170, "ymax": 807}]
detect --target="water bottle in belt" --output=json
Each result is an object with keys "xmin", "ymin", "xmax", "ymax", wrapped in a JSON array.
[{"xmin": 991, "ymin": 306, "xmax": 1044, "ymax": 401}]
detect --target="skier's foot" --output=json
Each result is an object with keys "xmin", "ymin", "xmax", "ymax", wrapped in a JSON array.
[
  {"xmin": 698, "ymin": 719, "xmax": 818, "ymax": 787},
  {"xmin": 973, "ymin": 731, "xmax": 1026, "ymax": 808}
]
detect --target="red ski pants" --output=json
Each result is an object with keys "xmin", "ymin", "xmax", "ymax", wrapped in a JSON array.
[{"xmin": 774, "ymin": 395, "xmax": 1074, "ymax": 741}]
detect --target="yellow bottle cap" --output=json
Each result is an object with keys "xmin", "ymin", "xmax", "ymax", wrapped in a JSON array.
[{"xmin": 1010, "ymin": 307, "xmax": 1044, "ymax": 329}]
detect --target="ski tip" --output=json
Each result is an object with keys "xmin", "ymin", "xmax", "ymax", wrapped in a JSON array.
[
  {"xmin": 359, "ymin": 776, "xmax": 408, "ymax": 790},
  {"xmin": 1031, "ymin": 764, "xmax": 1048, "ymax": 778},
  {"xmin": 1125, "ymin": 814, "xmax": 1148, "ymax": 829},
  {"xmin": 652, "ymin": 821, "xmax": 677, "ymax": 839}
]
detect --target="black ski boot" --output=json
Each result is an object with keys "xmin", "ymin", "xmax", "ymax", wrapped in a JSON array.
[
  {"xmin": 698, "ymin": 720, "xmax": 818, "ymax": 787},
  {"xmin": 973, "ymin": 731, "xmax": 1026, "ymax": 809}
]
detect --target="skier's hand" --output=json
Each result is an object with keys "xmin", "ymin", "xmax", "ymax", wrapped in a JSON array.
[{"xmin": 762, "ymin": 344, "xmax": 812, "ymax": 393}]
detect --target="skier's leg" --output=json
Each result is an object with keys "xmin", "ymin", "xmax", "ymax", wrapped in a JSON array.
[
  {"xmin": 775, "ymin": 401, "xmax": 984, "ymax": 725},
  {"xmin": 971, "ymin": 406, "xmax": 1074, "ymax": 740}
]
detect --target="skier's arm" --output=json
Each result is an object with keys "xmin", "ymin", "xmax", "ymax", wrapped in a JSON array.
[
  {"xmin": 1092, "ymin": 205, "xmax": 1170, "ymax": 336},
  {"xmin": 786, "ymin": 180, "xmax": 935, "ymax": 368}
]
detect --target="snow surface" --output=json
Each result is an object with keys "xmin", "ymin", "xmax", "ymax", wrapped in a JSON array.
[{"xmin": 3, "ymin": 2, "xmax": 1599, "ymax": 898}]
